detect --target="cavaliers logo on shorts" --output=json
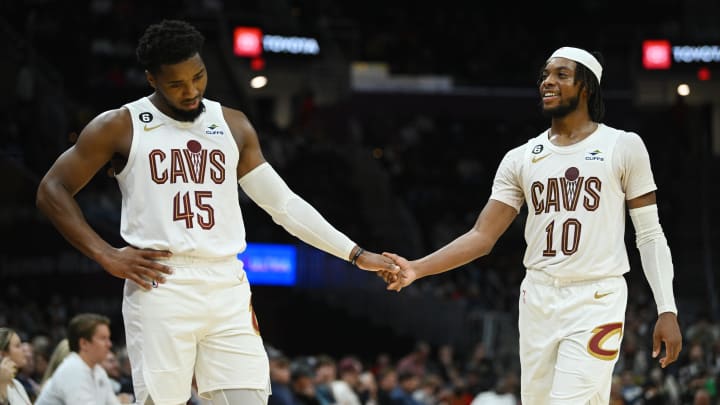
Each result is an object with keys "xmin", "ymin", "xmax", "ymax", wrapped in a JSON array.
[{"xmin": 587, "ymin": 322, "xmax": 623, "ymax": 360}]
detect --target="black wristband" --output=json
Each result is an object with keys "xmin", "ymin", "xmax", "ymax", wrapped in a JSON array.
[{"xmin": 350, "ymin": 247, "xmax": 364, "ymax": 266}]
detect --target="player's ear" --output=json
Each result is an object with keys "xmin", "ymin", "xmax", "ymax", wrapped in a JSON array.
[
  {"xmin": 145, "ymin": 70, "xmax": 156, "ymax": 89},
  {"xmin": 579, "ymin": 81, "xmax": 590, "ymax": 99}
]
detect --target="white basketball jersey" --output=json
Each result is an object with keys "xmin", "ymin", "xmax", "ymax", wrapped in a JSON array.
[
  {"xmin": 116, "ymin": 97, "xmax": 246, "ymax": 257},
  {"xmin": 491, "ymin": 124, "xmax": 657, "ymax": 280}
]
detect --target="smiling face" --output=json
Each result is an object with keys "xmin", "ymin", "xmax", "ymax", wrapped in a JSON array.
[
  {"xmin": 146, "ymin": 53, "xmax": 208, "ymax": 122},
  {"xmin": 539, "ymin": 57, "xmax": 584, "ymax": 119}
]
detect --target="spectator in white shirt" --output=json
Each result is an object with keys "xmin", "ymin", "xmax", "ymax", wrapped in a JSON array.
[
  {"xmin": 470, "ymin": 371, "xmax": 519, "ymax": 405},
  {"xmin": 331, "ymin": 356, "xmax": 363, "ymax": 405},
  {"xmin": 35, "ymin": 313, "xmax": 122, "ymax": 405}
]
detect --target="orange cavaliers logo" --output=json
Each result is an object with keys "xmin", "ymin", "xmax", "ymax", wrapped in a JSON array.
[{"xmin": 587, "ymin": 322, "xmax": 623, "ymax": 360}]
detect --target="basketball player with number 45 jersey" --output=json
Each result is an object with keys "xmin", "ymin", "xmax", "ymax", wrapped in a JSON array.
[
  {"xmin": 36, "ymin": 19, "xmax": 398, "ymax": 405},
  {"xmin": 380, "ymin": 47, "xmax": 682, "ymax": 404}
]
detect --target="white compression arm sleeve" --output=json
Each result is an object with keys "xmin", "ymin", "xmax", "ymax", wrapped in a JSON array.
[
  {"xmin": 629, "ymin": 204, "xmax": 677, "ymax": 315},
  {"xmin": 238, "ymin": 162, "xmax": 356, "ymax": 261}
]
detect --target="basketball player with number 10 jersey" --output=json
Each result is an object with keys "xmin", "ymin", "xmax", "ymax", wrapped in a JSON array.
[
  {"xmin": 380, "ymin": 47, "xmax": 682, "ymax": 404},
  {"xmin": 492, "ymin": 123, "xmax": 656, "ymax": 404}
]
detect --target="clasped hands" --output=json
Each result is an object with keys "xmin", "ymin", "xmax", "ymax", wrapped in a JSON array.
[
  {"xmin": 374, "ymin": 252, "xmax": 416, "ymax": 292},
  {"xmin": 351, "ymin": 249, "xmax": 414, "ymax": 291}
]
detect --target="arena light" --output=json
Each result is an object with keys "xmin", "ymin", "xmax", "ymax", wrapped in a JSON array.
[
  {"xmin": 677, "ymin": 83, "xmax": 690, "ymax": 96},
  {"xmin": 698, "ymin": 67, "xmax": 711, "ymax": 81},
  {"xmin": 642, "ymin": 39, "xmax": 720, "ymax": 70},
  {"xmin": 263, "ymin": 35, "xmax": 319, "ymax": 55},
  {"xmin": 643, "ymin": 40, "xmax": 672, "ymax": 70},
  {"xmin": 673, "ymin": 45, "xmax": 720, "ymax": 63},
  {"xmin": 233, "ymin": 26, "xmax": 321, "ymax": 58},
  {"xmin": 233, "ymin": 27, "xmax": 263, "ymax": 58},
  {"xmin": 250, "ymin": 75, "xmax": 268, "ymax": 89},
  {"xmin": 250, "ymin": 57, "xmax": 265, "ymax": 71}
]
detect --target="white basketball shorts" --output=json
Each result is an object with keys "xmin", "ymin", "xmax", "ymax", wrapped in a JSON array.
[
  {"xmin": 518, "ymin": 270, "xmax": 628, "ymax": 405},
  {"xmin": 122, "ymin": 255, "xmax": 269, "ymax": 405}
]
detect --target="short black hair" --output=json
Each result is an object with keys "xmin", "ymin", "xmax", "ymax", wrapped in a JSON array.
[{"xmin": 136, "ymin": 19, "xmax": 205, "ymax": 74}]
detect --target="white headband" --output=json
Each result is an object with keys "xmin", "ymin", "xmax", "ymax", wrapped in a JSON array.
[{"xmin": 549, "ymin": 47, "xmax": 602, "ymax": 84}]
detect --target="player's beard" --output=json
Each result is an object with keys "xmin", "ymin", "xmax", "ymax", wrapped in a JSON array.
[
  {"xmin": 168, "ymin": 100, "xmax": 206, "ymax": 122},
  {"xmin": 541, "ymin": 93, "xmax": 580, "ymax": 119},
  {"xmin": 156, "ymin": 91, "xmax": 206, "ymax": 122}
]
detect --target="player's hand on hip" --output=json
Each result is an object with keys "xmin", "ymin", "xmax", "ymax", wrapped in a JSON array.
[
  {"xmin": 381, "ymin": 252, "xmax": 417, "ymax": 292},
  {"xmin": 354, "ymin": 250, "xmax": 401, "ymax": 274},
  {"xmin": 103, "ymin": 246, "xmax": 174, "ymax": 290},
  {"xmin": 653, "ymin": 311, "xmax": 682, "ymax": 368}
]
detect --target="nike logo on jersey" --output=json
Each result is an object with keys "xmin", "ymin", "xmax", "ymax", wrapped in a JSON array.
[
  {"xmin": 532, "ymin": 154, "xmax": 551, "ymax": 163},
  {"xmin": 594, "ymin": 291, "xmax": 613, "ymax": 299},
  {"xmin": 144, "ymin": 123, "xmax": 165, "ymax": 131}
]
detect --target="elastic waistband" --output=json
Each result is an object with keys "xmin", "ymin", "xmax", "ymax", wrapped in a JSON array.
[
  {"xmin": 525, "ymin": 269, "xmax": 619, "ymax": 287},
  {"xmin": 159, "ymin": 254, "xmax": 238, "ymax": 266}
]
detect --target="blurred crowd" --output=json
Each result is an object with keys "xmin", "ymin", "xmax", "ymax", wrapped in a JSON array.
[{"xmin": 3, "ymin": 285, "xmax": 720, "ymax": 404}]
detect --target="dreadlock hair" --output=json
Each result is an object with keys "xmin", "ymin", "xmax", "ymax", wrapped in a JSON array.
[
  {"xmin": 573, "ymin": 51, "xmax": 605, "ymax": 122},
  {"xmin": 136, "ymin": 19, "xmax": 205, "ymax": 74}
]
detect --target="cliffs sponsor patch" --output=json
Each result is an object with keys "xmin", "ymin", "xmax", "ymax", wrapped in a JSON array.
[{"xmin": 205, "ymin": 124, "xmax": 225, "ymax": 135}]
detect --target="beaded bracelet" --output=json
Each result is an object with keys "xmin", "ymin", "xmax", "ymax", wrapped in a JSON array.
[{"xmin": 350, "ymin": 247, "xmax": 365, "ymax": 266}]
